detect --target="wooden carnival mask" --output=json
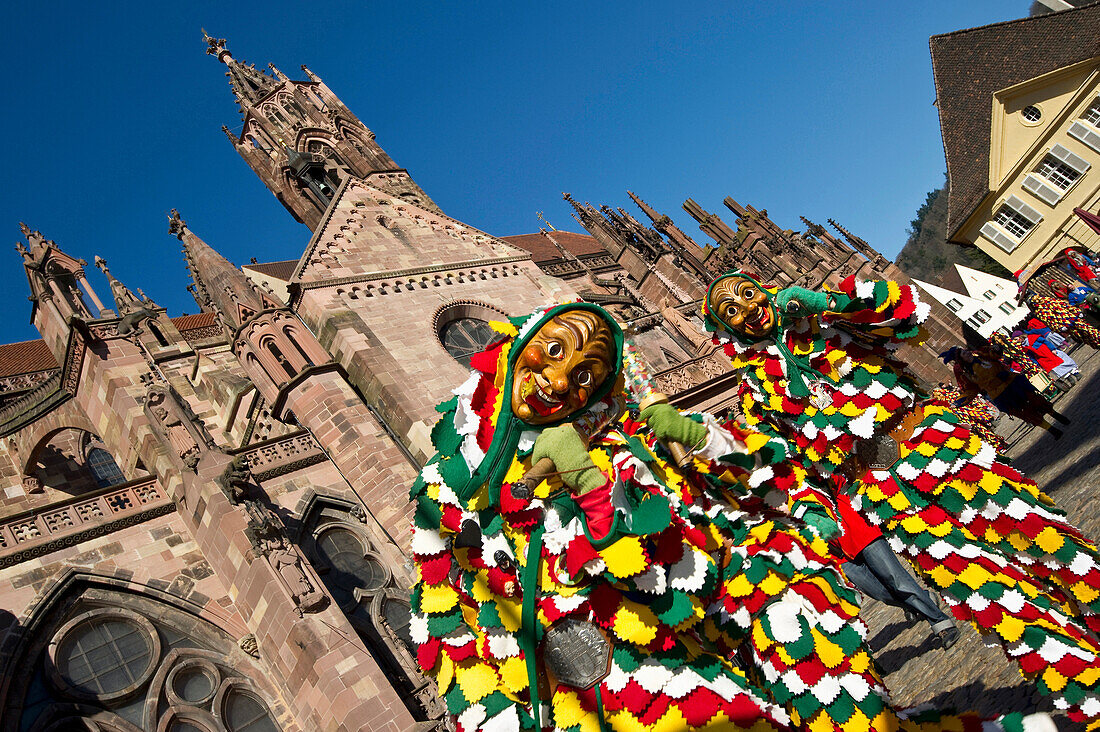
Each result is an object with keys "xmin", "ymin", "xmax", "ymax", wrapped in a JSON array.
[
  {"xmin": 511, "ymin": 310, "xmax": 615, "ymax": 425},
  {"xmin": 709, "ymin": 275, "xmax": 777, "ymax": 339}
]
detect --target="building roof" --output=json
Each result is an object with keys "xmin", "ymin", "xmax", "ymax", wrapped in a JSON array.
[
  {"xmin": 500, "ymin": 231, "xmax": 606, "ymax": 263},
  {"xmin": 0, "ymin": 340, "xmax": 58, "ymax": 377},
  {"xmin": 930, "ymin": 2, "xmax": 1100, "ymax": 239},
  {"xmin": 170, "ymin": 312, "xmax": 219, "ymax": 332},
  {"xmin": 242, "ymin": 259, "xmax": 298, "ymax": 281}
]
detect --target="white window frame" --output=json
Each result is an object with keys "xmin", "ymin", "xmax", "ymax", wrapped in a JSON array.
[
  {"xmin": 1022, "ymin": 144, "xmax": 1090, "ymax": 205},
  {"xmin": 980, "ymin": 195, "xmax": 1042, "ymax": 253},
  {"xmin": 1070, "ymin": 96, "xmax": 1100, "ymax": 153},
  {"xmin": 946, "ymin": 298, "xmax": 963, "ymax": 312}
]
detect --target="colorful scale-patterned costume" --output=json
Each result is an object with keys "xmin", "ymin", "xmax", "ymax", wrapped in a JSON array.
[
  {"xmin": 928, "ymin": 384, "xmax": 1006, "ymax": 454},
  {"xmin": 703, "ymin": 273, "xmax": 1100, "ymax": 724},
  {"xmin": 1030, "ymin": 295, "xmax": 1100, "ymax": 349},
  {"xmin": 409, "ymin": 303, "xmax": 1024, "ymax": 732}
]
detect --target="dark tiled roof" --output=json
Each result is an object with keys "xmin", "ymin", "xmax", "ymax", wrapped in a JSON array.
[
  {"xmin": 243, "ymin": 259, "xmax": 298, "ymax": 280},
  {"xmin": 0, "ymin": 340, "xmax": 58, "ymax": 377},
  {"xmin": 931, "ymin": 2, "xmax": 1100, "ymax": 239},
  {"xmin": 170, "ymin": 312, "xmax": 219, "ymax": 332},
  {"xmin": 500, "ymin": 231, "xmax": 607, "ymax": 263}
]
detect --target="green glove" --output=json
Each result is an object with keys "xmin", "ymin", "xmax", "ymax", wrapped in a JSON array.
[
  {"xmin": 802, "ymin": 512, "xmax": 840, "ymax": 541},
  {"xmin": 531, "ymin": 423, "xmax": 606, "ymax": 494},
  {"xmin": 639, "ymin": 402, "xmax": 707, "ymax": 449},
  {"xmin": 775, "ymin": 286, "xmax": 833, "ymax": 318}
]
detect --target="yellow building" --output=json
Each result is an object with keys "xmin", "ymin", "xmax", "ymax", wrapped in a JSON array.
[{"xmin": 932, "ymin": 3, "xmax": 1100, "ymax": 275}]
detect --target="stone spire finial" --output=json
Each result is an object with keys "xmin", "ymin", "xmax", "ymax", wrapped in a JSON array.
[
  {"xmin": 95, "ymin": 255, "xmax": 145, "ymax": 315},
  {"xmin": 202, "ymin": 29, "xmax": 227, "ymax": 58},
  {"xmin": 173, "ymin": 216, "xmax": 268, "ymax": 330},
  {"xmin": 203, "ymin": 32, "xmax": 278, "ymax": 109},
  {"xmin": 168, "ymin": 209, "xmax": 187, "ymax": 239}
]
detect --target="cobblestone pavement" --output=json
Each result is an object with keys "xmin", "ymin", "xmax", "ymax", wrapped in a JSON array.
[{"xmin": 860, "ymin": 346, "xmax": 1100, "ymax": 730}]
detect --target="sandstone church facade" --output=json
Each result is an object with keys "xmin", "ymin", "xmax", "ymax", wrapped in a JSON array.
[{"xmin": 0, "ymin": 37, "xmax": 961, "ymax": 731}]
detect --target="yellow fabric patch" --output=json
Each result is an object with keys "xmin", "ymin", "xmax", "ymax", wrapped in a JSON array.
[
  {"xmin": 995, "ymin": 614, "xmax": 1025, "ymax": 642},
  {"xmin": 420, "ymin": 583, "xmax": 459, "ymax": 613},
  {"xmin": 758, "ymin": 572, "xmax": 787, "ymax": 598},
  {"xmin": 811, "ymin": 628, "xmax": 846, "ymax": 669},
  {"xmin": 551, "ymin": 687, "xmax": 589, "ymax": 729},
  {"xmin": 926, "ymin": 564, "xmax": 955, "ymax": 589},
  {"xmin": 489, "ymin": 319, "xmax": 519, "ymax": 337},
  {"xmin": 498, "ymin": 655, "xmax": 528, "ymax": 694},
  {"xmin": 599, "ymin": 536, "xmax": 649, "ymax": 578},
  {"xmin": 456, "ymin": 661, "xmax": 499, "ymax": 703},
  {"xmin": 955, "ymin": 564, "xmax": 990, "ymax": 590},
  {"xmin": 1041, "ymin": 666, "xmax": 1068, "ymax": 693},
  {"xmin": 725, "ymin": 574, "xmax": 755, "ymax": 599},
  {"xmin": 435, "ymin": 651, "xmax": 455, "ymax": 692},
  {"xmin": 1073, "ymin": 581, "xmax": 1100, "ymax": 604},
  {"xmin": 496, "ymin": 595, "xmax": 523, "ymax": 632},
  {"xmin": 1035, "ymin": 526, "xmax": 1065, "ymax": 554},
  {"xmin": 612, "ymin": 602, "xmax": 660, "ymax": 645}
]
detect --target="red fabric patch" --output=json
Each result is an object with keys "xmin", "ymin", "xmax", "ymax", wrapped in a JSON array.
[
  {"xmin": 418, "ymin": 555, "xmax": 452, "ymax": 585},
  {"xmin": 416, "ymin": 636, "xmax": 440, "ymax": 671},
  {"xmin": 565, "ymin": 534, "xmax": 601, "ymax": 578},
  {"xmin": 680, "ymin": 687, "xmax": 724, "ymax": 727},
  {"xmin": 469, "ymin": 341, "xmax": 506, "ymax": 375}
]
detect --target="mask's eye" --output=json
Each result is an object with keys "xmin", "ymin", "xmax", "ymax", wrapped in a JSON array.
[
  {"xmin": 546, "ymin": 341, "xmax": 563, "ymax": 359},
  {"xmin": 742, "ymin": 287, "xmax": 755, "ymax": 299},
  {"xmin": 575, "ymin": 369, "xmax": 592, "ymax": 387}
]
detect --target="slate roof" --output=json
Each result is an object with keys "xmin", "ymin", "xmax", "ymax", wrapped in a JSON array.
[
  {"xmin": 243, "ymin": 259, "xmax": 298, "ymax": 280},
  {"xmin": 930, "ymin": 2, "xmax": 1100, "ymax": 240},
  {"xmin": 500, "ymin": 231, "xmax": 606, "ymax": 264},
  {"xmin": 0, "ymin": 340, "xmax": 57, "ymax": 377}
]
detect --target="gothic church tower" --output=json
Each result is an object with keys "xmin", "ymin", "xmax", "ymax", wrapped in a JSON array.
[{"xmin": 203, "ymin": 37, "xmax": 576, "ymax": 467}]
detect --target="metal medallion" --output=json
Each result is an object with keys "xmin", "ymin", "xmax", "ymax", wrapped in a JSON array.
[
  {"xmin": 541, "ymin": 619, "xmax": 612, "ymax": 690},
  {"xmin": 858, "ymin": 434, "xmax": 900, "ymax": 471}
]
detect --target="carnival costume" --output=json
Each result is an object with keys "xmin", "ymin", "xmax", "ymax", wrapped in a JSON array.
[
  {"xmin": 1029, "ymin": 294, "xmax": 1100, "ymax": 349},
  {"xmin": 703, "ymin": 272, "xmax": 1100, "ymax": 725},
  {"xmin": 408, "ymin": 303, "xmax": 1032, "ymax": 732},
  {"xmin": 928, "ymin": 383, "xmax": 1006, "ymax": 454},
  {"xmin": 942, "ymin": 347, "xmax": 1066, "ymax": 434}
]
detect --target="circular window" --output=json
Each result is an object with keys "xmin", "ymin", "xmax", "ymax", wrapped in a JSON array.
[
  {"xmin": 47, "ymin": 608, "xmax": 160, "ymax": 703},
  {"xmin": 1022, "ymin": 105, "xmax": 1042, "ymax": 123},
  {"xmin": 315, "ymin": 528, "xmax": 389, "ymax": 603},
  {"xmin": 433, "ymin": 301, "xmax": 510, "ymax": 368},
  {"xmin": 440, "ymin": 318, "xmax": 500, "ymax": 367},
  {"xmin": 222, "ymin": 688, "xmax": 279, "ymax": 732},
  {"xmin": 166, "ymin": 659, "xmax": 220, "ymax": 707}
]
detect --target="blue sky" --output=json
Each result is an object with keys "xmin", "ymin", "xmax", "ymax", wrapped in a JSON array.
[{"xmin": 0, "ymin": 1, "xmax": 1028, "ymax": 344}]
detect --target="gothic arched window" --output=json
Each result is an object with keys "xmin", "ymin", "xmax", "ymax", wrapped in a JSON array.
[
  {"xmin": 87, "ymin": 447, "xmax": 126, "ymax": 488},
  {"xmin": 314, "ymin": 527, "xmax": 390, "ymax": 606}
]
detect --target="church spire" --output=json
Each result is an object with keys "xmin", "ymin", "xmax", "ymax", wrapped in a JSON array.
[
  {"xmin": 203, "ymin": 31, "xmax": 278, "ymax": 112},
  {"xmin": 94, "ymin": 256, "xmax": 147, "ymax": 315},
  {"xmin": 169, "ymin": 209, "xmax": 277, "ymax": 330}
]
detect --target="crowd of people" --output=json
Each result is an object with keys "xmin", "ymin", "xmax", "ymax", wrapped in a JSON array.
[{"xmin": 406, "ymin": 263, "xmax": 1100, "ymax": 731}]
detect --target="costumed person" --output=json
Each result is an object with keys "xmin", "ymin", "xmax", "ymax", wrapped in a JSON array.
[
  {"xmin": 1027, "ymin": 291, "xmax": 1100, "ymax": 349},
  {"xmin": 831, "ymin": 487, "xmax": 959, "ymax": 648},
  {"xmin": 988, "ymin": 331, "xmax": 1044, "ymax": 381},
  {"xmin": 928, "ymin": 382, "xmax": 1007, "ymax": 454},
  {"xmin": 1048, "ymin": 278, "xmax": 1100, "ymax": 314},
  {"xmin": 1019, "ymin": 320, "xmax": 1082, "ymax": 388},
  {"xmin": 943, "ymin": 346, "xmax": 1068, "ymax": 438},
  {"xmin": 408, "ymin": 302, "xmax": 1043, "ymax": 732},
  {"xmin": 703, "ymin": 271, "xmax": 1100, "ymax": 725},
  {"xmin": 1064, "ymin": 248, "xmax": 1100, "ymax": 290}
]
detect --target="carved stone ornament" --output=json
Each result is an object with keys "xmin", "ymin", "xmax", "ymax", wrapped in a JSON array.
[
  {"xmin": 217, "ymin": 456, "xmax": 253, "ymax": 504},
  {"xmin": 238, "ymin": 633, "xmax": 260, "ymax": 658},
  {"xmin": 22, "ymin": 476, "xmax": 42, "ymax": 494},
  {"xmin": 144, "ymin": 387, "xmax": 203, "ymax": 470},
  {"xmin": 244, "ymin": 500, "xmax": 328, "ymax": 616}
]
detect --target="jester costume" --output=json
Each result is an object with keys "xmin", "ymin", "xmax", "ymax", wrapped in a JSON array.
[
  {"xmin": 928, "ymin": 383, "xmax": 1006, "ymax": 454},
  {"xmin": 703, "ymin": 272, "xmax": 1100, "ymax": 725},
  {"xmin": 409, "ymin": 303, "xmax": 1034, "ymax": 732},
  {"xmin": 1029, "ymin": 294, "xmax": 1100, "ymax": 349},
  {"xmin": 989, "ymin": 331, "xmax": 1044, "ymax": 380}
]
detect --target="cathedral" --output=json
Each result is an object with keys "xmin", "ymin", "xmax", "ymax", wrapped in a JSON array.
[{"xmin": 0, "ymin": 36, "xmax": 963, "ymax": 731}]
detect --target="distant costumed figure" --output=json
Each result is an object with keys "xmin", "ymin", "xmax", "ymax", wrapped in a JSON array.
[
  {"xmin": 1064, "ymin": 248, "xmax": 1100, "ymax": 290},
  {"xmin": 407, "ymin": 302, "xmax": 1039, "ymax": 732},
  {"xmin": 1028, "ymin": 293, "xmax": 1100, "ymax": 349},
  {"xmin": 702, "ymin": 271, "xmax": 1100, "ymax": 725},
  {"xmin": 987, "ymin": 331, "xmax": 1044, "ymax": 380},
  {"xmin": 928, "ymin": 382, "xmax": 1006, "ymax": 454},
  {"xmin": 941, "ymin": 346, "xmax": 1068, "ymax": 437}
]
